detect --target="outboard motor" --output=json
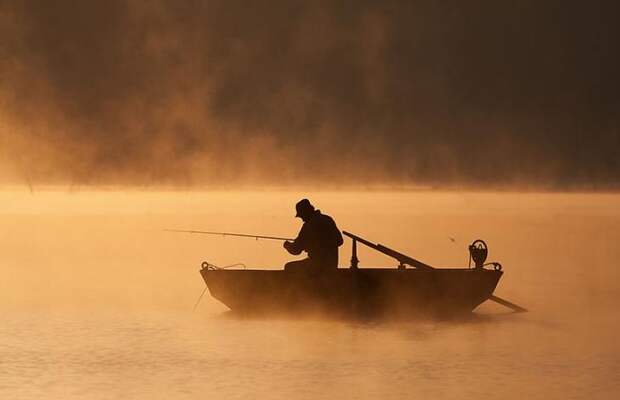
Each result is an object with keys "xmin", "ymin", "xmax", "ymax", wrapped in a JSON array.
[
  {"xmin": 468, "ymin": 239, "xmax": 488, "ymax": 269},
  {"xmin": 468, "ymin": 239, "xmax": 502, "ymax": 271}
]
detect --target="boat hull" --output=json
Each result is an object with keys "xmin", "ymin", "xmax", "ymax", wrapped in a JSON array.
[{"xmin": 200, "ymin": 268, "xmax": 503, "ymax": 318}]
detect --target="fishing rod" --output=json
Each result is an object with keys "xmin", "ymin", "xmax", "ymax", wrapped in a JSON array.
[{"xmin": 165, "ymin": 229, "xmax": 293, "ymax": 242}]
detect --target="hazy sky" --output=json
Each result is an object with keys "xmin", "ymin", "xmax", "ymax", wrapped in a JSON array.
[{"xmin": 1, "ymin": 1, "xmax": 618, "ymax": 187}]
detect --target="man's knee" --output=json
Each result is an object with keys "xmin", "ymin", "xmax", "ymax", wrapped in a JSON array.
[{"xmin": 284, "ymin": 259, "xmax": 312, "ymax": 272}]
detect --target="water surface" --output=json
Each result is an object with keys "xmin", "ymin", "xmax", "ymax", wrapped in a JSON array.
[{"xmin": 1, "ymin": 190, "xmax": 619, "ymax": 399}]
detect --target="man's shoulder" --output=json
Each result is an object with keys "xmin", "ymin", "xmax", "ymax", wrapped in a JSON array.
[{"xmin": 316, "ymin": 211, "xmax": 337, "ymax": 225}]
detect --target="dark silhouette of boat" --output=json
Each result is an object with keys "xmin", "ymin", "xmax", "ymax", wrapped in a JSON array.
[{"xmin": 199, "ymin": 232, "xmax": 520, "ymax": 317}]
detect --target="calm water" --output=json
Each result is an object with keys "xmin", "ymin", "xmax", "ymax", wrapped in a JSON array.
[{"xmin": 1, "ymin": 190, "xmax": 619, "ymax": 399}]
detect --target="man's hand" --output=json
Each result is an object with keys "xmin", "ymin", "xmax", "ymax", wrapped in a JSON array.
[
  {"xmin": 283, "ymin": 241, "xmax": 292, "ymax": 252},
  {"xmin": 284, "ymin": 240, "xmax": 302, "ymax": 255}
]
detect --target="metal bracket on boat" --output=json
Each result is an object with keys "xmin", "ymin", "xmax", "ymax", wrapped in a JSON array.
[
  {"xmin": 349, "ymin": 237, "xmax": 360, "ymax": 269},
  {"xmin": 201, "ymin": 261, "xmax": 214, "ymax": 270},
  {"xmin": 201, "ymin": 261, "xmax": 247, "ymax": 270},
  {"xmin": 489, "ymin": 262, "xmax": 502, "ymax": 271}
]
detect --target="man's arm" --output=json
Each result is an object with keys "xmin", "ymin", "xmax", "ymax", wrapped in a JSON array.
[
  {"xmin": 334, "ymin": 226, "xmax": 344, "ymax": 247},
  {"xmin": 284, "ymin": 225, "xmax": 306, "ymax": 255},
  {"xmin": 328, "ymin": 216, "xmax": 343, "ymax": 247}
]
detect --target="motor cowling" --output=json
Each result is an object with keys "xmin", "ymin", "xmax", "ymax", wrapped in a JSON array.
[
  {"xmin": 468, "ymin": 239, "xmax": 502, "ymax": 271},
  {"xmin": 469, "ymin": 239, "xmax": 488, "ymax": 269}
]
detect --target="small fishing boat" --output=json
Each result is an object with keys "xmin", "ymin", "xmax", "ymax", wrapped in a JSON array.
[{"xmin": 198, "ymin": 231, "xmax": 522, "ymax": 317}]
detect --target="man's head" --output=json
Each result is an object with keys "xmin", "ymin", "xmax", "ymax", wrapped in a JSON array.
[{"xmin": 295, "ymin": 198, "xmax": 315, "ymax": 221}]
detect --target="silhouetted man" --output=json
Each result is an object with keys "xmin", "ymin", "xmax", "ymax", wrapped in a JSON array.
[{"xmin": 284, "ymin": 199, "xmax": 343, "ymax": 271}]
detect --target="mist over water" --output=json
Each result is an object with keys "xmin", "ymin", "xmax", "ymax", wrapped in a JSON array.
[
  {"xmin": 1, "ymin": 190, "xmax": 619, "ymax": 399},
  {"xmin": 1, "ymin": 1, "xmax": 619, "ymax": 187}
]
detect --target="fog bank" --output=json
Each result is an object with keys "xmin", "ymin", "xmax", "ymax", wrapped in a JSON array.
[{"xmin": 1, "ymin": 1, "xmax": 619, "ymax": 188}]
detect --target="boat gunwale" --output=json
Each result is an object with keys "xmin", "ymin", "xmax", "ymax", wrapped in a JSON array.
[{"xmin": 201, "ymin": 267, "xmax": 502, "ymax": 272}]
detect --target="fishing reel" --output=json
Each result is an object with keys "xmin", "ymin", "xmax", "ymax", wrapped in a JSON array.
[{"xmin": 468, "ymin": 239, "xmax": 502, "ymax": 271}]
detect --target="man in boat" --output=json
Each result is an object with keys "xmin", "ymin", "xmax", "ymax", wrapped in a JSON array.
[{"xmin": 283, "ymin": 199, "xmax": 344, "ymax": 271}]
